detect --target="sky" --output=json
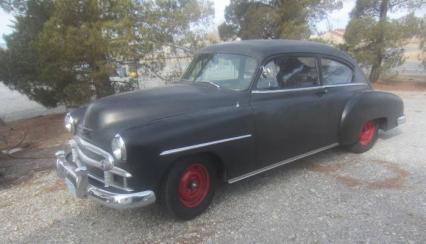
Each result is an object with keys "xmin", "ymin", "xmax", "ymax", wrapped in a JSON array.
[
  {"xmin": 0, "ymin": 8, "xmax": 13, "ymax": 47},
  {"xmin": 0, "ymin": 0, "xmax": 425, "ymax": 47}
]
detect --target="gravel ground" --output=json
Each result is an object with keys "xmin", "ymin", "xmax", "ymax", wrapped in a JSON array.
[{"xmin": 1, "ymin": 90, "xmax": 425, "ymax": 243}]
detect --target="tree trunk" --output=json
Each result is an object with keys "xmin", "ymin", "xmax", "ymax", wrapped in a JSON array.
[
  {"xmin": 90, "ymin": 56, "xmax": 115, "ymax": 99},
  {"xmin": 369, "ymin": 62, "xmax": 382, "ymax": 83},
  {"xmin": 94, "ymin": 73, "xmax": 114, "ymax": 98},
  {"xmin": 369, "ymin": 0, "xmax": 389, "ymax": 83}
]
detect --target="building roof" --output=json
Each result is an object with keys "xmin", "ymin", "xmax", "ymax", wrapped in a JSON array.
[{"xmin": 314, "ymin": 29, "xmax": 345, "ymax": 44}]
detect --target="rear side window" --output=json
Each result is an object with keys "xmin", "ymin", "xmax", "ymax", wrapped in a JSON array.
[
  {"xmin": 321, "ymin": 58, "xmax": 353, "ymax": 85},
  {"xmin": 257, "ymin": 56, "xmax": 319, "ymax": 90}
]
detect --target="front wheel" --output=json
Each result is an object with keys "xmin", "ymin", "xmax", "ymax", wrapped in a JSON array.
[
  {"xmin": 160, "ymin": 157, "xmax": 216, "ymax": 220},
  {"xmin": 346, "ymin": 120, "xmax": 379, "ymax": 153}
]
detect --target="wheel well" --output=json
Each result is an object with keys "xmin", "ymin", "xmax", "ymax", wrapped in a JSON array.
[
  {"xmin": 338, "ymin": 116, "xmax": 388, "ymax": 146},
  {"xmin": 202, "ymin": 152, "xmax": 226, "ymax": 182},
  {"xmin": 375, "ymin": 117, "xmax": 387, "ymax": 130}
]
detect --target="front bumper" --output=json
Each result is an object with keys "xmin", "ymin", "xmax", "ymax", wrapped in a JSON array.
[{"xmin": 55, "ymin": 151, "xmax": 156, "ymax": 209}]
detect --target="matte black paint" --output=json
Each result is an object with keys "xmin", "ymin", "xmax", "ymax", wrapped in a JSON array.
[
  {"xmin": 339, "ymin": 90, "xmax": 404, "ymax": 145},
  {"xmin": 68, "ymin": 40, "xmax": 404, "ymax": 193}
]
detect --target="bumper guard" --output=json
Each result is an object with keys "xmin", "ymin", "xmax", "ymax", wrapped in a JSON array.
[{"xmin": 55, "ymin": 151, "xmax": 156, "ymax": 209}]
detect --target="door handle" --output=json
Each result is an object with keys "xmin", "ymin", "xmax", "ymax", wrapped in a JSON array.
[{"xmin": 316, "ymin": 88, "xmax": 328, "ymax": 96}]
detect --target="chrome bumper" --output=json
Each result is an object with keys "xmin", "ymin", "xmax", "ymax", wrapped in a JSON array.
[
  {"xmin": 397, "ymin": 115, "xmax": 406, "ymax": 125},
  {"xmin": 55, "ymin": 151, "xmax": 156, "ymax": 209}
]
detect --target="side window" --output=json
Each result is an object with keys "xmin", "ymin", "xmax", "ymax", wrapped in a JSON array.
[
  {"xmin": 321, "ymin": 58, "xmax": 353, "ymax": 85},
  {"xmin": 257, "ymin": 56, "xmax": 319, "ymax": 90}
]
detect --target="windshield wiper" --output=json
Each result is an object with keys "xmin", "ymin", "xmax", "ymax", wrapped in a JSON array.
[
  {"xmin": 197, "ymin": 80, "xmax": 221, "ymax": 88},
  {"xmin": 178, "ymin": 78, "xmax": 191, "ymax": 83}
]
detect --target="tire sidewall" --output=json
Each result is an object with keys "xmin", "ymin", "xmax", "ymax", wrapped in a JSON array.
[
  {"xmin": 161, "ymin": 156, "xmax": 216, "ymax": 220},
  {"xmin": 347, "ymin": 120, "xmax": 379, "ymax": 153}
]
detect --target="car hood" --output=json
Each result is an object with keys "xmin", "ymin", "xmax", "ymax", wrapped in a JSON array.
[{"xmin": 79, "ymin": 83, "xmax": 244, "ymax": 145}]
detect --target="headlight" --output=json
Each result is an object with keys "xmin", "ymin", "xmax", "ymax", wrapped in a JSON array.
[
  {"xmin": 111, "ymin": 134, "xmax": 127, "ymax": 161},
  {"xmin": 64, "ymin": 113, "xmax": 75, "ymax": 134}
]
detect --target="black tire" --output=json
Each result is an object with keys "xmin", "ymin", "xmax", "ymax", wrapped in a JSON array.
[
  {"xmin": 346, "ymin": 120, "xmax": 379, "ymax": 153},
  {"xmin": 160, "ymin": 156, "xmax": 216, "ymax": 220}
]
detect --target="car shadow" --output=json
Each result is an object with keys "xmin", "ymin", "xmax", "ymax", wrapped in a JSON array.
[
  {"xmin": 378, "ymin": 128, "xmax": 402, "ymax": 140},
  {"xmin": 212, "ymin": 148, "xmax": 346, "ymax": 206}
]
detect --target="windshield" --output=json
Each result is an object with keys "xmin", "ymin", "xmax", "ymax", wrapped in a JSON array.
[{"xmin": 182, "ymin": 53, "xmax": 258, "ymax": 91}]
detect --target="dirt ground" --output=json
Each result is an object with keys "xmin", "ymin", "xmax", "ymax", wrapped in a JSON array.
[
  {"xmin": 0, "ymin": 113, "xmax": 68, "ymax": 150},
  {"xmin": 0, "ymin": 114, "xmax": 69, "ymax": 187},
  {"xmin": 374, "ymin": 80, "xmax": 426, "ymax": 91},
  {"xmin": 0, "ymin": 85, "xmax": 425, "ymax": 243}
]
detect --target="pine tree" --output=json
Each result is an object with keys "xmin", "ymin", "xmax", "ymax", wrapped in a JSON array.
[
  {"xmin": 218, "ymin": 0, "xmax": 342, "ymax": 40},
  {"xmin": 0, "ymin": 0, "xmax": 213, "ymax": 107},
  {"xmin": 343, "ymin": 0, "xmax": 425, "ymax": 82}
]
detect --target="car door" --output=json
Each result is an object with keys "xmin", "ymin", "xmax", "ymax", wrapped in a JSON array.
[{"xmin": 250, "ymin": 54, "xmax": 336, "ymax": 168}]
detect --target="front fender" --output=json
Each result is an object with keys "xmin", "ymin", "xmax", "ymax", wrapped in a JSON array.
[
  {"xmin": 69, "ymin": 106, "xmax": 88, "ymax": 127},
  {"xmin": 339, "ymin": 90, "xmax": 404, "ymax": 145},
  {"xmin": 120, "ymin": 104, "xmax": 256, "ymax": 192}
]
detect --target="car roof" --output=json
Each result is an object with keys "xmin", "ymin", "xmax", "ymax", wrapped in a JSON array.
[{"xmin": 198, "ymin": 39, "xmax": 355, "ymax": 64}]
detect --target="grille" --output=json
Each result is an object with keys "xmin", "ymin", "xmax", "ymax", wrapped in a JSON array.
[
  {"xmin": 71, "ymin": 137, "xmax": 132, "ymax": 191},
  {"xmin": 77, "ymin": 125, "xmax": 93, "ymax": 140},
  {"xmin": 86, "ymin": 165, "xmax": 104, "ymax": 179},
  {"xmin": 79, "ymin": 146, "xmax": 104, "ymax": 162}
]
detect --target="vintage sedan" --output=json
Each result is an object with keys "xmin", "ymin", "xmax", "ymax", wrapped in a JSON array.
[{"xmin": 55, "ymin": 40, "xmax": 405, "ymax": 219}]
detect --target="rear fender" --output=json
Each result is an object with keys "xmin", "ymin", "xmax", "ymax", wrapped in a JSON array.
[{"xmin": 339, "ymin": 90, "xmax": 403, "ymax": 145}]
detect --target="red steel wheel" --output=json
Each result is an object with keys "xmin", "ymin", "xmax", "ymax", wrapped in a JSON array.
[
  {"xmin": 161, "ymin": 157, "xmax": 216, "ymax": 219},
  {"xmin": 178, "ymin": 164, "xmax": 211, "ymax": 208},
  {"xmin": 358, "ymin": 120, "xmax": 377, "ymax": 146}
]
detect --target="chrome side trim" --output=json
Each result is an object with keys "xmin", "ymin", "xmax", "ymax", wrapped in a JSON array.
[
  {"xmin": 324, "ymin": 83, "xmax": 368, "ymax": 88},
  {"xmin": 397, "ymin": 115, "xmax": 406, "ymax": 125},
  {"xmin": 252, "ymin": 86, "xmax": 321, "ymax": 94},
  {"xmin": 160, "ymin": 134, "xmax": 252, "ymax": 156},
  {"xmin": 227, "ymin": 143, "xmax": 339, "ymax": 183},
  {"xmin": 252, "ymin": 83, "xmax": 367, "ymax": 94}
]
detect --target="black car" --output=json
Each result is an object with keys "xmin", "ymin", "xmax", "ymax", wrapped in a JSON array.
[{"xmin": 55, "ymin": 40, "xmax": 405, "ymax": 219}]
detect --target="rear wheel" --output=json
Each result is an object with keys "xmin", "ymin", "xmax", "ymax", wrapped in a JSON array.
[
  {"xmin": 160, "ymin": 157, "xmax": 216, "ymax": 220},
  {"xmin": 346, "ymin": 120, "xmax": 379, "ymax": 153}
]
